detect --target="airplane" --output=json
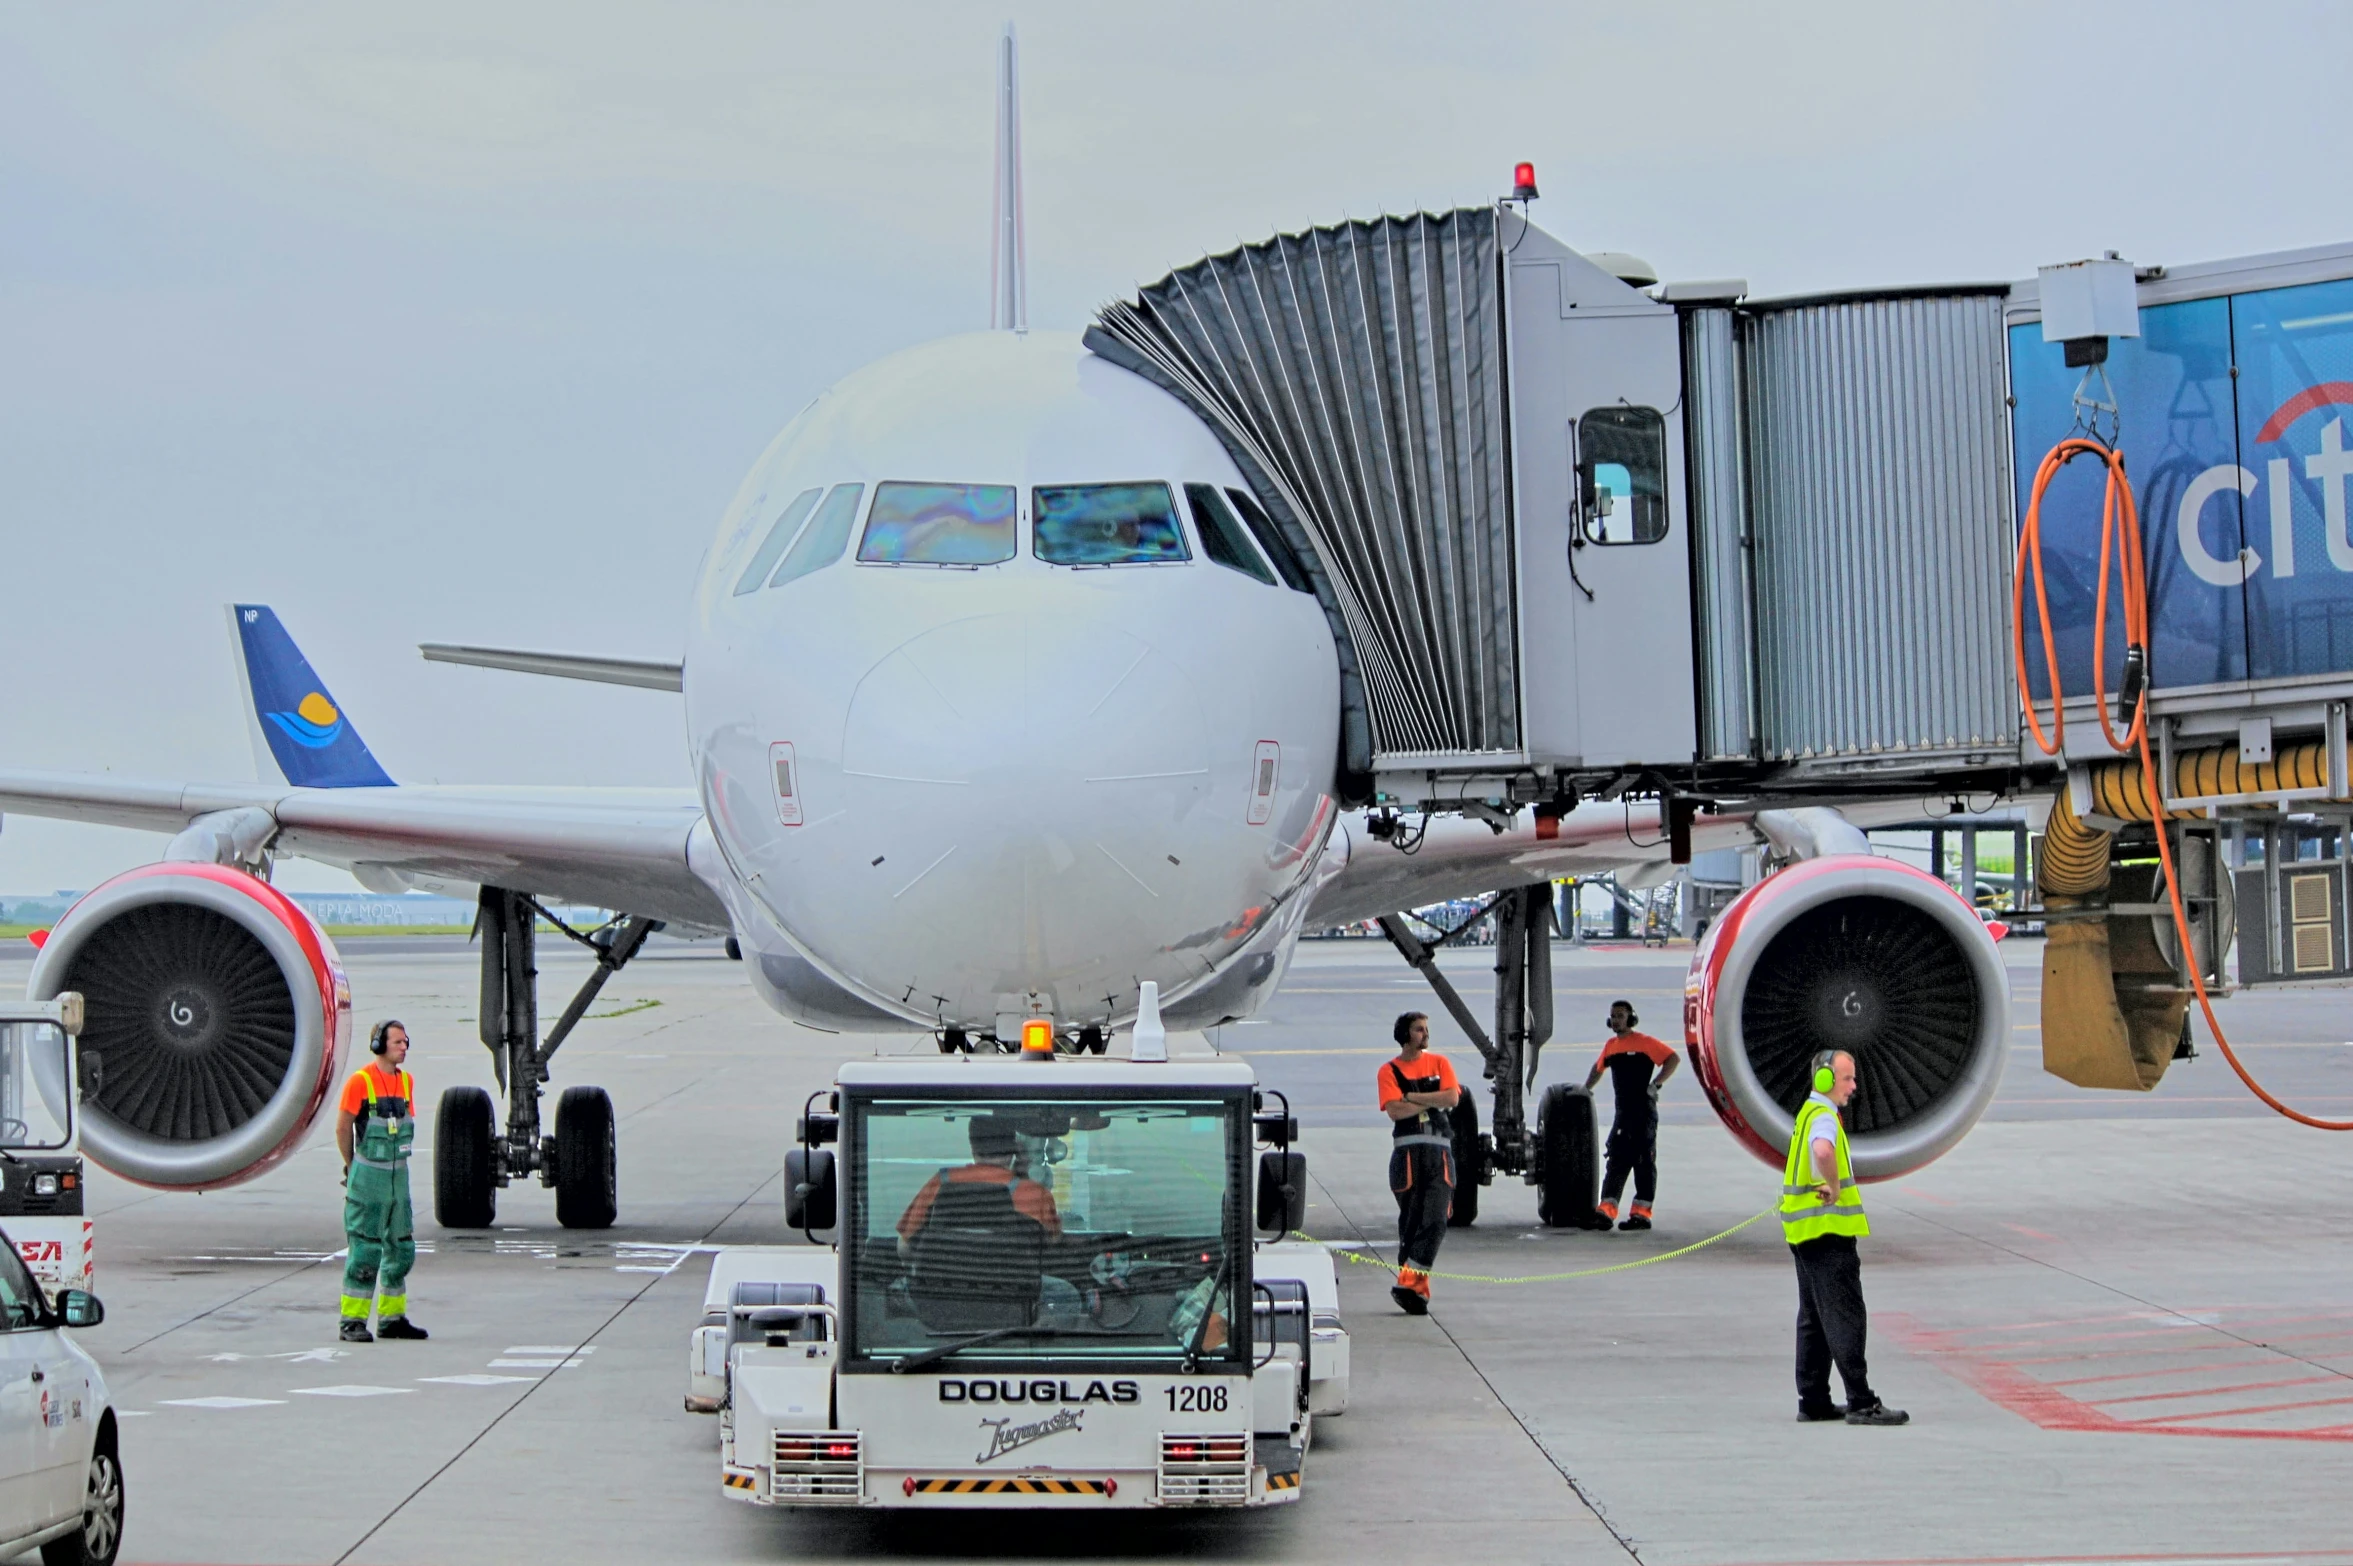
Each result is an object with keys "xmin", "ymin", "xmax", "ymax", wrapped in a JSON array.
[{"xmin": 0, "ymin": 28, "xmax": 2013, "ymax": 1228}]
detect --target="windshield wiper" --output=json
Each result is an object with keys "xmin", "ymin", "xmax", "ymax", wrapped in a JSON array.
[{"xmin": 890, "ymin": 1326, "xmax": 1073, "ymax": 1374}]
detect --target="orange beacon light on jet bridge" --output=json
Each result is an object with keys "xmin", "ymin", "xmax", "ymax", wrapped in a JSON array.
[{"xmin": 1020, "ymin": 1019, "xmax": 1054, "ymax": 1056}]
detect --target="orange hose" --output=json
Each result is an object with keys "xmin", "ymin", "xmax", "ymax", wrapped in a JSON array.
[
  {"xmin": 2015, "ymin": 435, "xmax": 2353, "ymax": 1129},
  {"xmin": 2014, "ymin": 437, "xmax": 2145, "ymax": 757}
]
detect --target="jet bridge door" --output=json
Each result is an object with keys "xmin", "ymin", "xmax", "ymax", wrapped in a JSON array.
[{"xmin": 1503, "ymin": 228, "xmax": 1695, "ymax": 772}]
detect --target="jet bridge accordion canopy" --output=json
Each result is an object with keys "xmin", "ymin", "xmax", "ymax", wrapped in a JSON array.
[{"xmin": 1093, "ymin": 208, "xmax": 2028, "ymax": 803}]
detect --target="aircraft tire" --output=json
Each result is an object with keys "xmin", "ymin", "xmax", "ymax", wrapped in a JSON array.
[
  {"xmin": 1446, "ymin": 1090, "xmax": 1481, "ymax": 1227},
  {"xmin": 1535, "ymin": 1084, "xmax": 1599, "ymax": 1229},
  {"xmin": 553, "ymin": 1085, "xmax": 619, "ymax": 1230},
  {"xmin": 434, "ymin": 1086, "xmax": 498, "ymax": 1229}
]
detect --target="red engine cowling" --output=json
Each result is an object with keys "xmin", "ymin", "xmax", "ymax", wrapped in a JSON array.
[
  {"xmin": 27, "ymin": 863, "xmax": 351, "ymax": 1190},
  {"xmin": 1685, "ymin": 854, "xmax": 2008, "ymax": 1181}
]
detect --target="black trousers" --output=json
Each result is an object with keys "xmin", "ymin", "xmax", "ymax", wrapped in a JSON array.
[
  {"xmin": 1601, "ymin": 1111, "xmax": 1657, "ymax": 1205},
  {"xmin": 1389, "ymin": 1142, "xmax": 1453, "ymax": 1272},
  {"xmin": 1791, "ymin": 1233, "xmax": 1876, "ymax": 1412}
]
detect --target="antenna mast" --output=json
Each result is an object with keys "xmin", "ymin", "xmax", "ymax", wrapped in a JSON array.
[{"xmin": 990, "ymin": 22, "xmax": 1027, "ymax": 332}]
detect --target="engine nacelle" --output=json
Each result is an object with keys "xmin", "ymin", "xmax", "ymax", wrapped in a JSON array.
[
  {"xmin": 27, "ymin": 863, "xmax": 351, "ymax": 1189},
  {"xmin": 1685, "ymin": 855, "xmax": 2007, "ymax": 1180}
]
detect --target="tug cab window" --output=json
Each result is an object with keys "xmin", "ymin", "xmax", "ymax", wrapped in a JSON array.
[
  {"xmin": 859, "ymin": 482, "xmax": 1018, "ymax": 566},
  {"xmin": 1033, "ymin": 483, "xmax": 1190, "ymax": 566},
  {"xmin": 768, "ymin": 483, "xmax": 866, "ymax": 588},
  {"xmin": 1577, "ymin": 406, "xmax": 1669, "ymax": 545},
  {"xmin": 1184, "ymin": 485, "xmax": 1275, "ymax": 584}
]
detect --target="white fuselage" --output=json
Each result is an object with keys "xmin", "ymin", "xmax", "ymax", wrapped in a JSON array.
[{"xmin": 684, "ymin": 332, "xmax": 1339, "ymax": 1036}]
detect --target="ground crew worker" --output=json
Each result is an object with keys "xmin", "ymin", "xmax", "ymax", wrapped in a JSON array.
[
  {"xmin": 1377, "ymin": 1012, "xmax": 1460, "ymax": 1316},
  {"xmin": 895, "ymin": 1114, "xmax": 1061, "ymax": 1251},
  {"xmin": 1583, "ymin": 999, "xmax": 1679, "ymax": 1230},
  {"xmin": 1783, "ymin": 1049, "xmax": 1906, "ymax": 1425},
  {"xmin": 335, "ymin": 1021, "xmax": 427, "ymax": 1343}
]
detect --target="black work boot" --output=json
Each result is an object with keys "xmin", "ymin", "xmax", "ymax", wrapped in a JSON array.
[
  {"xmin": 376, "ymin": 1316, "xmax": 429, "ymax": 1340},
  {"xmin": 1845, "ymin": 1401, "xmax": 1910, "ymax": 1426},
  {"xmin": 1389, "ymin": 1285, "xmax": 1428, "ymax": 1316},
  {"xmin": 340, "ymin": 1318, "xmax": 374, "ymax": 1344},
  {"xmin": 1796, "ymin": 1403, "xmax": 1846, "ymax": 1423}
]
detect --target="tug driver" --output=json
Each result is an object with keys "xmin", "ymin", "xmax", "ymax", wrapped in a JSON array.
[
  {"xmin": 1378, "ymin": 1012, "xmax": 1461, "ymax": 1316},
  {"xmin": 1583, "ymin": 999, "xmax": 1679, "ymax": 1230},
  {"xmin": 896, "ymin": 1114, "xmax": 1061, "ymax": 1251}
]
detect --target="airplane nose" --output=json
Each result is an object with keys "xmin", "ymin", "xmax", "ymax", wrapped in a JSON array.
[
  {"xmin": 844, "ymin": 613, "xmax": 1207, "ymax": 797},
  {"xmin": 838, "ymin": 609, "xmax": 1216, "ymax": 1011}
]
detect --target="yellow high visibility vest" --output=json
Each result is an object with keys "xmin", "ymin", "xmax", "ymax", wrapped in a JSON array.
[
  {"xmin": 351, "ymin": 1067, "xmax": 417, "ymax": 1165},
  {"xmin": 1780, "ymin": 1099, "xmax": 1868, "ymax": 1243}
]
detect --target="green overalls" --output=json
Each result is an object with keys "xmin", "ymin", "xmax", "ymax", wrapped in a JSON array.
[{"xmin": 342, "ymin": 1065, "xmax": 417, "ymax": 1323}]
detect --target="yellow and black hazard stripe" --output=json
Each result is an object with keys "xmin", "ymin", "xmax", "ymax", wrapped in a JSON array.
[
  {"xmin": 1265, "ymin": 1471, "xmax": 1300, "ymax": 1492},
  {"xmin": 908, "ymin": 1476, "xmax": 1111, "ymax": 1495},
  {"xmin": 722, "ymin": 1471, "xmax": 758, "ymax": 1493}
]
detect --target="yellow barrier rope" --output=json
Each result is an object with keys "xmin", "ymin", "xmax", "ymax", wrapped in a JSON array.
[{"xmin": 1302, "ymin": 1208, "xmax": 1774, "ymax": 1285}]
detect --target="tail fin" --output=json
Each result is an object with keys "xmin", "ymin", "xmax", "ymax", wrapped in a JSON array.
[{"xmin": 227, "ymin": 604, "xmax": 394, "ymax": 788}]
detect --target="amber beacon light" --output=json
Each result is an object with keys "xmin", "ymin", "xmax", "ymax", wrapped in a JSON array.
[{"xmin": 1020, "ymin": 1018, "xmax": 1055, "ymax": 1056}]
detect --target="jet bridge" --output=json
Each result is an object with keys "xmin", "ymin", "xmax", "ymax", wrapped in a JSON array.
[{"xmin": 1089, "ymin": 205, "xmax": 2023, "ymax": 815}]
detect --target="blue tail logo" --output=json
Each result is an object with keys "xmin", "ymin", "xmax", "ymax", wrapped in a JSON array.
[{"xmin": 232, "ymin": 605, "xmax": 394, "ymax": 788}]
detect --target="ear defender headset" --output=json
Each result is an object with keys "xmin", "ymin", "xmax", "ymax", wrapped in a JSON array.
[
  {"xmin": 370, "ymin": 1020, "xmax": 405, "ymax": 1057},
  {"xmin": 1812, "ymin": 1050, "xmax": 1838, "ymax": 1095},
  {"xmin": 1607, "ymin": 1000, "xmax": 1638, "ymax": 1028}
]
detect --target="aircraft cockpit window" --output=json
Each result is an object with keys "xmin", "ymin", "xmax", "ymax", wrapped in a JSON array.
[
  {"xmin": 731, "ymin": 487, "xmax": 824, "ymax": 596},
  {"xmin": 768, "ymin": 483, "xmax": 866, "ymax": 588},
  {"xmin": 1032, "ymin": 483, "xmax": 1190, "ymax": 566},
  {"xmin": 1223, "ymin": 488, "xmax": 1317, "ymax": 594},
  {"xmin": 1183, "ymin": 485, "xmax": 1276, "ymax": 585},
  {"xmin": 859, "ymin": 482, "xmax": 1018, "ymax": 566}
]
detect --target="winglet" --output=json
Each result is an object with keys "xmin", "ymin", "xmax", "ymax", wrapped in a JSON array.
[{"xmin": 226, "ymin": 605, "xmax": 394, "ymax": 788}]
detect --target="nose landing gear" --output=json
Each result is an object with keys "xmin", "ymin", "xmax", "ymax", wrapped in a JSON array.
[{"xmin": 432, "ymin": 886, "xmax": 656, "ymax": 1230}]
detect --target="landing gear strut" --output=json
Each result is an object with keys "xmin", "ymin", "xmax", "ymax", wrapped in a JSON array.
[
  {"xmin": 1379, "ymin": 884, "xmax": 1601, "ymax": 1229},
  {"xmin": 433, "ymin": 886, "xmax": 658, "ymax": 1230}
]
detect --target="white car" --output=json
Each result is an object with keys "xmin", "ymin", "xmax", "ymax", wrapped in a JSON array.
[{"xmin": 0, "ymin": 1223, "xmax": 118, "ymax": 1565}]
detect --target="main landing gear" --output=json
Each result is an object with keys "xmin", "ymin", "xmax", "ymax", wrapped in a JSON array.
[
  {"xmin": 434, "ymin": 887, "xmax": 660, "ymax": 1230},
  {"xmin": 1379, "ymin": 884, "xmax": 1604, "ymax": 1230}
]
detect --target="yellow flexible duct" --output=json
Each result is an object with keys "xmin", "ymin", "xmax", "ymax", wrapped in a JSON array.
[
  {"xmin": 2080, "ymin": 738, "xmax": 2342, "ymax": 823},
  {"xmin": 2036, "ymin": 785, "xmax": 2186, "ymax": 1092}
]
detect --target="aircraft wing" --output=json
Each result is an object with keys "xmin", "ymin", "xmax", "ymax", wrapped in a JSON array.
[
  {"xmin": 0, "ymin": 769, "xmax": 728, "ymax": 932},
  {"xmin": 1304, "ymin": 797, "xmax": 1937, "ymax": 928}
]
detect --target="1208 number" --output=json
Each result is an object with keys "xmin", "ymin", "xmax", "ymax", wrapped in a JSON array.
[{"xmin": 1165, "ymin": 1384, "xmax": 1229, "ymax": 1413}]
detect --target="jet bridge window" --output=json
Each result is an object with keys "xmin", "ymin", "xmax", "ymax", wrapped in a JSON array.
[
  {"xmin": 731, "ymin": 487, "xmax": 823, "ymax": 595},
  {"xmin": 767, "ymin": 483, "xmax": 866, "ymax": 589},
  {"xmin": 859, "ymin": 482, "xmax": 1018, "ymax": 566},
  {"xmin": 1184, "ymin": 484, "xmax": 1275, "ymax": 584},
  {"xmin": 1577, "ymin": 406, "xmax": 1669, "ymax": 545},
  {"xmin": 1033, "ymin": 482, "xmax": 1190, "ymax": 566}
]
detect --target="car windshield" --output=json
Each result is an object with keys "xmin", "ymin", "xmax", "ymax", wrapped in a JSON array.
[
  {"xmin": 858, "ymin": 482, "xmax": 1018, "ymax": 566},
  {"xmin": 0, "ymin": 1023, "xmax": 71, "ymax": 1152},
  {"xmin": 847, "ymin": 1095, "xmax": 1241, "ymax": 1366},
  {"xmin": 1033, "ymin": 483, "xmax": 1190, "ymax": 566}
]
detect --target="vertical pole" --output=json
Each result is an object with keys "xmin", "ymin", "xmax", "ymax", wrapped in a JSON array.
[
  {"xmin": 2013, "ymin": 826, "xmax": 2028, "ymax": 914},
  {"xmin": 1961, "ymin": 824, "xmax": 1978, "ymax": 908},
  {"xmin": 1930, "ymin": 828, "xmax": 1945, "ymax": 890},
  {"xmin": 990, "ymin": 22, "xmax": 1027, "ymax": 333}
]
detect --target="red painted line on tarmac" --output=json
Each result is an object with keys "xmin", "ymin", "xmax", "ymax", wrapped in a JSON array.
[
  {"xmin": 2001, "ymin": 1223, "xmax": 2060, "ymax": 1241},
  {"xmin": 2086, "ymin": 1374, "xmax": 2339, "ymax": 1407},
  {"xmin": 2002, "ymin": 1327, "xmax": 2353, "ymax": 1367},
  {"xmin": 1884, "ymin": 1314, "xmax": 2353, "ymax": 1444},
  {"xmin": 2050, "ymin": 1358, "xmax": 2319, "ymax": 1389},
  {"xmin": 2133, "ymin": 1392, "xmax": 2353, "ymax": 1426}
]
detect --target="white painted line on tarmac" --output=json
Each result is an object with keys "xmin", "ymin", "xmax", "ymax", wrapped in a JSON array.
[
  {"xmin": 505, "ymin": 1344, "xmax": 597, "ymax": 1354},
  {"xmin": 291, "ymin": 1385, "xmax": 413, "ymax": 1398},
  {"xmin": 419, "ymin": 1375, "xmax": 537, "ymax": 1387},
  {"xmin": 489, "ymin": 1358, "xmax": 584, "ymax": 1369},
  {"xmin": 162, "ymin": 1397, "xmax": 285, "ymax": 1409}
]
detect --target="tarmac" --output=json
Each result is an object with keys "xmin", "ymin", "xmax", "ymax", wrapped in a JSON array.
[{"xmin": 3, "ymin": 934, "xmax": 2350, "ymax": 1565}]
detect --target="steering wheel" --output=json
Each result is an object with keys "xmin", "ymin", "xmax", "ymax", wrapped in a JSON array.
[{"xmin": 0, "ymin": 1119, "xmax": 30, "ymax": 1147}]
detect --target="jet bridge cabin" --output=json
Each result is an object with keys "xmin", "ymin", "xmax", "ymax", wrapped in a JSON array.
[{"xmin": 1089, "ymin": 203, "xmax": 2024, "ymax": 814}]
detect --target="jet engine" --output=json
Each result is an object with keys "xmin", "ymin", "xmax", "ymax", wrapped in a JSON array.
[
  {"xmin": 27, "ymin": 863, "xmax": 350, "ymax": 1189},
  {"xmin": 1686, "ymin": 855, "xmax": 2008, "ymax": 1180}
]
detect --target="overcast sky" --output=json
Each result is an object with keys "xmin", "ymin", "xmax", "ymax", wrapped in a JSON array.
[{"xmin": 5, "ymin": 1, "xmax": 2351, "ymax": 894}]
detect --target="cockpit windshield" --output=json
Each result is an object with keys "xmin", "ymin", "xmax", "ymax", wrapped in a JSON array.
[
  {"xmin": 846, "ymin": 1094, "xmax": 1242, "ymax": 1366},
  {"xmin": 858, "ymin": 482, "xmax": 1018, "ymax": 566},
  {"xmin": 1033, "ymin": 483, "xmax": 1190, "ymax": 566}
]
